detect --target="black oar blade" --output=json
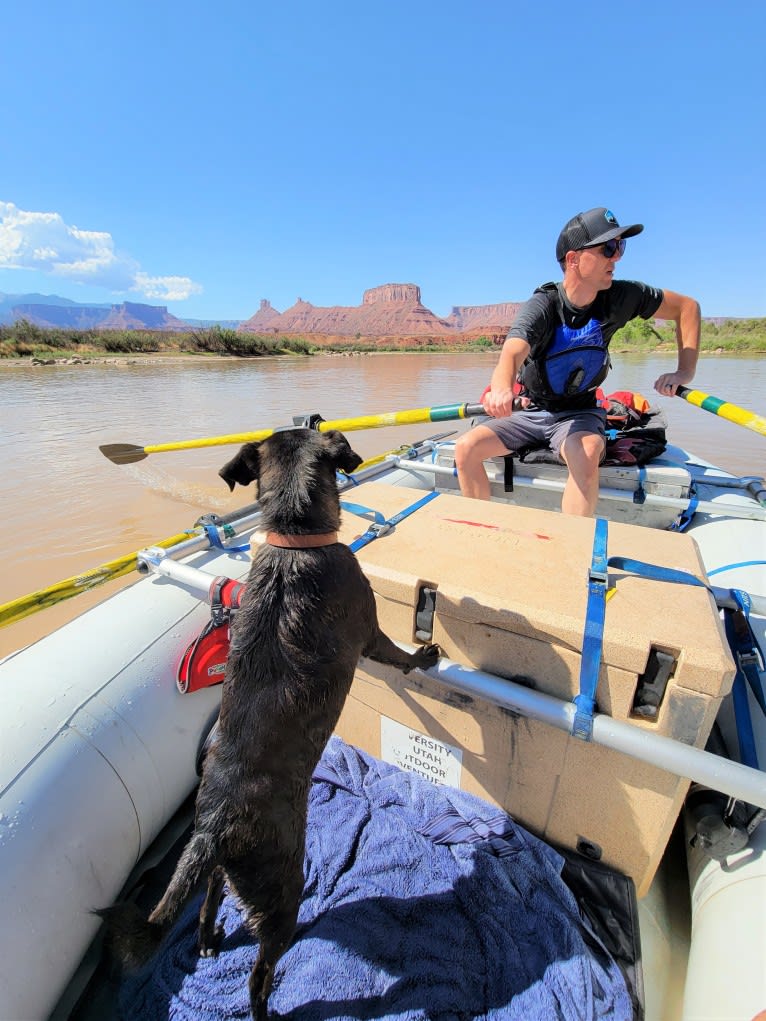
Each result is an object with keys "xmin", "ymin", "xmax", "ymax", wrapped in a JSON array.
[{"xmin": 99, "ymin": 443, "xmax": 148, "ymax": 465}]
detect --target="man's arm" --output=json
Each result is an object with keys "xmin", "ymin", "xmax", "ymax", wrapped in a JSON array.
[
  {"xmin": 483, "ymin": 336, "xmax": 531, "ymax": 417},
  {"xmin": 653, "ymin": 289, "xmax": 701, "ymax": 395}
]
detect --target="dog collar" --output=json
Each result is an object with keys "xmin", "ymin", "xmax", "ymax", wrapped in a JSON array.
[{"xmin": 265, "ymin": 531, "xmax": 339, "ymax": 548}]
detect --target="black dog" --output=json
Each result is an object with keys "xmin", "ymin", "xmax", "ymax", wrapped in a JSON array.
[{"xmin": 99, "ymin": 429, "xmax": 439, "ymax": 1019}]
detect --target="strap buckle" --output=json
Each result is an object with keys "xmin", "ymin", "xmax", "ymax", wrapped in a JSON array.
[
  {"xmin": 737, "ymin": 649, "xmax": 760, "ymax": 668},
  {"xmin": 588, "ymin": 565, "xmax": 608, "ymax": 585},
  {"xmin": 367, "ymin": 521, "xmax": 393, "ymax": 539},
  {"xmin": 209, "ymin": 577, "xmax": 231, "ymax": 628}
]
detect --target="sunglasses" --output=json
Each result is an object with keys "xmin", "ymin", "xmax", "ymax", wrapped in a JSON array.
[{"xmin": 590, "ymin": 237, "xmax": 626, "ymax": 259}]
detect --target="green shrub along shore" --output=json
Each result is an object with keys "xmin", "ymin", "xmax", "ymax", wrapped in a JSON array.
[{"xmin": 1, "ymin": 316, "xmax": 765, "ymax": 361}]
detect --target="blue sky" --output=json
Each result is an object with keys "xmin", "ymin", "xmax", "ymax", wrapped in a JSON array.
[{"xmin": 1, "ymin": 1, "xmax": 764, "ymax": 320}]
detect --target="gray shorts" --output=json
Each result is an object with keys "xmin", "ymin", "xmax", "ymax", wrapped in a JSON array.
[{"xmin": 480, "ymin": 408, "xmax": 607, "ymax": 461}]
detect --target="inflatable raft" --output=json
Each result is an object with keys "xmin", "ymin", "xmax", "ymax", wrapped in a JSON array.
[{"xmin": 1, "ymin": 413, "xmax": 764, "ymax": 1021}]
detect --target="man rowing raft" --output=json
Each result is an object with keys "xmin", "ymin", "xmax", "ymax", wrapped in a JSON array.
[{"xmin": 455, "ymin": 206, "xmax": 701, "ymax": 516}]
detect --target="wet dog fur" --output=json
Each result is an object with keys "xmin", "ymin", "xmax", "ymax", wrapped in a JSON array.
[{"xmin": 97, "ymin": 428, "xmax": 439, "ymax": 1020}]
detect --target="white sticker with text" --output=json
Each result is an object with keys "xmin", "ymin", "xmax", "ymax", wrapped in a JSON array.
[{"xmin": 380, "ymin": 716, "xmax": 463, "ymax": 787}]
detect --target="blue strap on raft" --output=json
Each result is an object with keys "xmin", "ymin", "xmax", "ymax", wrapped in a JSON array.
[
  {"xmin": 574, "ymin": 517, "xmax": 713, "ymax": 741},
  {"xmin": 120, "ymin": 738, "xmax": 633, "ymax": 1021},
  {"xmin": 723, "ymin": 589, "xmax": 766, "ymax": 770},
  {"xmin": 575, "ymin": 519, "xmax": 766, "ymax": 760},
  {"xmin": 669, "ymin": 488, "xmax": 699, "ymax": 531},
  {"xmin": 199, "ymin": 521, "xmax": 251, "ymax": 554},
  {"xmin": 573, "ymin": 518, "xmax": 610, "ymax": 740},
  {"xmin": 632, "ymin": 466, "xmax": 646, "ymax": 505},
  {"xmin": 343, "ymin": 492, "xmax": 440, "ymax": 553}
]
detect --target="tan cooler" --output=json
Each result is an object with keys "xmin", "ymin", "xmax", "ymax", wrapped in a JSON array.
[{"xmin": 332, "ymin": 482, "xmax": 735, "ymax": 896}]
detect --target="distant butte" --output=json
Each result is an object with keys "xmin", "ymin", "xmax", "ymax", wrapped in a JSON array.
[
  {"xmin": 0, "ymin": 285, "xmax": 522, "ymax": 342},
  {"xmin": 238, "ymin": 283, "xmax": 521, "ymax": 344}
]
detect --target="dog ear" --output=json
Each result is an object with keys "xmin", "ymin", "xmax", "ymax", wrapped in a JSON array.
[
  {"xmin": 321, "ymin": 430, "xmax": 363, "ymax": 474},
  {"xmin": 218, "ymin": 442, "xmax": 261, "ymax": 491}
]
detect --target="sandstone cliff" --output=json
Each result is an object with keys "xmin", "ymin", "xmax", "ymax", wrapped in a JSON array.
[
  {"xmin": 447, "ymin": 302, "xmax": 522, "ymax": 332},
  {"xmin": 362, "ymin": 283, "xmax": 421, "ymax": 304},
  {"xmin": 242, "ymin": 299, "xmax": 283, "ymax": 331},
  {"xmin": 238, "ymin": 283, "xmax": 516, "ymax": 340}
]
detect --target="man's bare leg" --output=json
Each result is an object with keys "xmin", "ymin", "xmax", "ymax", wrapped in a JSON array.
[
  {"xmin": 560, "ymin": 432, "xmax": 605, "ymax": 516},
  {"xmin": 454, "ymin": 426, "xmax": 511, "ymax": 500}
]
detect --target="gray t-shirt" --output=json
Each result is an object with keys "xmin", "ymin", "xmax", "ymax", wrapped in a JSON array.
[{"xmin": 509, "ymin": 280, "xmax": 664, "ymax": 409}]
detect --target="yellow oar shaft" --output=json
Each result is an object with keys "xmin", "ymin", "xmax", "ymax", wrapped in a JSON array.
[
  {"xmin": 145, "ymin": 431, "xmax": 274, "ymax": 454},
  {"xmin": 135, "ymin": 403, "xmax": 482, "ymax": 456},
  {"xmin": 677, "ymin": 386, "xmax": 766, "ymax": 438},
  {"xmin": 317, "ymin": 405, "xmax": 463, "ymax": 433},
  {"xmin": 0, "ymin": 531, "xmax": 194, "ymax": 630}
]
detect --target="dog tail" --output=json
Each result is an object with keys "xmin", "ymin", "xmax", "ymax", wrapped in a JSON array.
[
  {"xmin": 95, "ymin": 830, "xmax": 220, "ymax": 968},
  {"xmin": 93, "ymin": 902, "xmax": 166, "ymax": 970}
]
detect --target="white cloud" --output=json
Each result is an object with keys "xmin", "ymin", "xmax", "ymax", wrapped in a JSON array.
[
  {"xmin": 133, "ymin": 272, "xmax": 204, "ymax": 301},
  {"xmin": 0, "ymin": 201, "xmax": 202, "ymax": 301}
]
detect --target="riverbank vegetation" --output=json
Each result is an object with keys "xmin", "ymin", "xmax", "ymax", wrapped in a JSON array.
[
  {"xmin": 0, "ymin": 322, "xmax": 314, "ymax": 360},
  {"xmin": 611, "ymin": 317, "xmax": 766, "ymax": 353},
  {"xmin": 1, "ymin": 316, "xmax": 765, "ymax": 361}
]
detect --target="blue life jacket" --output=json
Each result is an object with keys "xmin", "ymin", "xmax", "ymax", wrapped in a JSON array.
[{"xmin": 520, "ymin": 285, "xmax": 610, "ymax": 408}]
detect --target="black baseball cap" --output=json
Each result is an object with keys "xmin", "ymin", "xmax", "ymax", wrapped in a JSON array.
[{"xmin": 556, "ymin": 207, "xmax": 644, "ymax": 264}]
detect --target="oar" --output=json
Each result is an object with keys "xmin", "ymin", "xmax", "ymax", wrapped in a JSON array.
[
  {"xmin": 99, "ymin": 402, "xmax": 484, "ymax": 464},
  {"xmin": 0, "ymin": 503, "xmax": 259, "ymax": 631},
  {"xmin": 1, "ymin": 431, "xmax": 450, "ymax": 630},
  {"xmin": 353, "ymin": 431, "xmax": 458, "ymax": 473},
  {"xmin": 676, "ymin": 385, "xmax": 766, "ymax": 438},
  {"xmin": 0, "ymin": 531, "xmax": 193, "ymax": 629}
]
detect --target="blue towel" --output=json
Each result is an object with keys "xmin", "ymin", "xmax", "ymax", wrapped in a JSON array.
[{"xmin": 120, "ymin": 737, "xmax": 632, "ymax": 1020}]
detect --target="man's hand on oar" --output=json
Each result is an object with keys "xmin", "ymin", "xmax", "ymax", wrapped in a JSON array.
[{"xmin": 99, "ymin": 403, "xmax": 485, "ymax": 464}]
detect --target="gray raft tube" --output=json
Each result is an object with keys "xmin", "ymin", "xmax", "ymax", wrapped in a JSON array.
[{"xmin": 391, "ymin": 456, "xmax": 766, "ymax": 523}]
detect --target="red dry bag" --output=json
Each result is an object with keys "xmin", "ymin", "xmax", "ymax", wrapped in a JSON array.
[{"xmin": 176, "ymin": 577, "xmax": 245, "ymax": 693}]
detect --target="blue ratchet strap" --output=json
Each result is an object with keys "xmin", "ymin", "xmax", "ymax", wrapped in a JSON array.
[
  {"xmin": 727, "ymin": 588, "xmax": 766, "ymax": 719},
  {"xmin": 572, "ymin": 521, "xmax": 716, "ymax": 741},
  {"xmin": 572, "ymin": 517, "xmax": 610, "ymax": 741},
  {"xmin": 339, "ymin": 500, "xmax": 387, "ymax": 526},
  {"xmin": 724, "ymin": 598, "xmax": 761, "ymax": 770},
  {"xmin": 347, "ymin": 491, "xmax": 440, "ymax": 553},
  {"xmin": 605, "ymin": 555, "xmax": 711, "ymax": 592},
  {"xmin": 669, "ymin": 486, "xmax": 699, "ymax": 532},
  {"xmin": 201, "ymin": 521, "xmax": 250, "ymax": 553},
  {"xmin": 429, "ymin": 443, "xmax": 455, "ymax": 474},
  {"xmin": 633, "ymin": 466, "xmax": 646, "ymax": 505},
  {"xmin": 338, "ymin": 469, "xmax": 360, "ymax": 487}
]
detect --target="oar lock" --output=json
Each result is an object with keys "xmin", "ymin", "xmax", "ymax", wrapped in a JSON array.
[
  {"xmin": 267, "ymin": 413, "xmax": 326, "ymax": 433},
  {"xmin": 136, "ymin": 547, "xmax": 168, "ymax": 574},
  {"xmin": 291, "ymin": 413, "xmax": 325, "ymax": 430}
]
